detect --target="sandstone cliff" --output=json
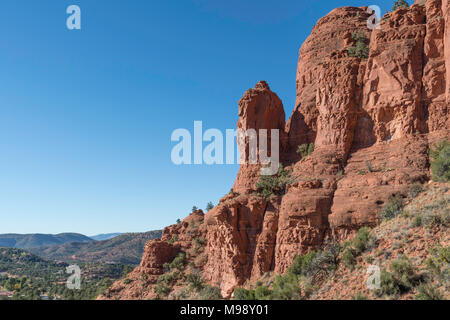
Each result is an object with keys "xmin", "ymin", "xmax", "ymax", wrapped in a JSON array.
[{"xmin": 100, "ymin": 1, "xmax": 449, "ymax": 300}]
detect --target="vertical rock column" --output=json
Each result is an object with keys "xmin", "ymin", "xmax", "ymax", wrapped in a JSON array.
[
  {"xmin": 421, "ymin": 0, "xmax": 449, "ymax": 132},
  {"xmin": 232, "ymin": 81, "xmax": 286, "ymax": 194},
  {"xmin": 444, "ymin": 0, "xmax": 450, "ymax": 104}
]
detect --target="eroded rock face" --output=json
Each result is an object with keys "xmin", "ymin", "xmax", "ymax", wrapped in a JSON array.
[
  {"xmin": 103, "ymin": 2, "xmax": 450, "ymax": 300},
  {"xmin": 360, "ymin": 5, "xmax": 426, "ymax": 143},
  {"xmin": 275, "ymin": 147, "xmax": 343, "ymax": 273},
  {"xmin": 316, "ymin": 53, "xmax": 365, "ymax": 155},
  {"xmin": 442, "ymin": 0, "xmax": 450, "ymax": 103},
  {"xmin": 233, "ymin": 81, "xmax": 286, "ymax": 194},
  {"xmin": 202, "ymin": 194, "xmax": 277, "ymax": 296},
  {"xmin": 287, "ymin": 7, "xmax": 372, "ymax": 153},
  {"xmin": 162, "ymin": 210, "xmax": 206, "ymax": 251},
  {"xmin": 138, "ymin": 240, "xmax": 180, "ymax": 275},
  {"xmin": 329, "ymin": 137, "xmax": 430, "ymax": 236},
  {"xmin": 422, "ymin": 0, "xmax": 449, "ymax": 132}
]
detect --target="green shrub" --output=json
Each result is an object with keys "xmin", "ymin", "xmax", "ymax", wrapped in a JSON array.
[
  {"xmin": 408, "ymin": 183, "xmax": 423, "ymax": 199},
  {"xmin": 342, "ymin": 248, "xmax": 356, "ymax": 268},
  {"xmin": 306, "ymin": 242, "xmax": 341, "ymax": 281},
  {"xmin": 198, "ymin": 285, "xmax": 222, "ymax": 300},
  {"xmin": 392, "ymin": 0, "xmax": 409, "ymax": 11},
  {"xmin": 301, "ymin": 281, "xmax": 313, "ymax": 298},
  {"xmin": 271, "ymin": 273, "xmax": 301, "ymax": 300},
  {"xmin": 415, "ymin": 283, "xmax": 443, "ymax": 300},
  {"xmin": 233, "ymin": 288, "xmax": 255, "ymax": 300},
  {"xmin": 186, "ymin": 272, "xmax": 204, "ymax": 292},
  {"xmin": 154, "ymin": 282, "xmax": 170, "ymax": 297},
  {"xmin": 422, "ymin": 213, "xmax": 443, "ymax": 227},
  {"xmin": 413, "ymin": 215, "xmax": 423, "ymax": 227},
  {"xmin": 169, "ymin": 253, "xmax": 186, "ymax": 271},
  {"xmin": 296, "ymin": 143, "xmax": 315, "ymax": 159},
  {"xmin": 122, "ymin": 265, "xmax": 133, "ymax": 277},
  {"xmin": 341, "ymin": 227, "xmax": 373, "ymax": 269},
  {"xmin": 157, "ymin": 271, "xmax": 180, "ymax": 287},
  {"xmin": 390, "ymin": 257, "xmax": 421, "ymax": 293},
  {"xmin": 123, "ymin": 278, "xmax": 132, "ymax": 285},
  {"xmin": 256, "ymin": 165, "xmax": 294, "ymax": 199},
  {"xmin": 254, "ymin": 285, "xmax": 272, "ymax": 300},
  {"xmin": 194, "ymin": 238, "xmax": 205, "ymax": 248},
  {"xmin": 168, "ymin": 235, "xmax": 178, "ymax": 245},
  {"xmin": 380, "ymin": 194, "xmax": 404, "ymax": 221},
  {"xmin": 348, "ymin": 31, "xmax": 369, "ymax": 59},
  {"xmin": 192, "ymin": 206, "xmax": 198, "ymax": 213},
  {"xmin": 417, "ymin": 195, "xmax": 450, "ymax": 228},
  {"xmin": 353, "ymin": 227, "xmax": 372, "ymax": 254},
  {"xmin": 288, "ymin": 251, "xmax": 318, "ymax": 277},
  {"xmin": 379, "ymin": 270, "xmax": 399, "ymax": 296},
  {"xmin": 429, "ymin": 139, "xmax": 450, "ymax": 182},
  {"xmin": 426, "ymin": 246, "xmax": 450, "ymax": 280},
  {"xmin": 352, "ymin": 291, "xmax": 369, "ymax": 300}
]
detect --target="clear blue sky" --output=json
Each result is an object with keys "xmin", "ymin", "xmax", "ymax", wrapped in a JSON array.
[{"xmin": 0, "ymin": 0, "xmax": 396, "ymax": 235}]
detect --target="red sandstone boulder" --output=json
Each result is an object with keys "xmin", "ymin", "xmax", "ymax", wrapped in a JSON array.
[{"xmin": 138, "ymin": 240, "xmax": 180, "ymax": 275}]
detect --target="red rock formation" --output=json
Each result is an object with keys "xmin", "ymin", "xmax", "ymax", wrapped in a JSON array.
[
  {"xmin": 233, "ymin": 81, "xmax": 286, "ymax": 194},
  {"xmin": 329, "ymin": 137, "xmax": 430, "ymax": 237},
  {"xmin": 445, "ymin": 0, "xmax": 450, "ymax": 103},
  {"xmin": 202, "ymin": 195, "xmax": 273, "ymax": 296},
  {"xmin": 362, "ymin": 5, "xmax": 426, "ymax": 142},
  {"xmin": 287, "ymin": 7, "xmax": 372, "ymax": 153},
  {"xmin": 422, "ymin": 0, "xmax": 448, "ymax": 132},
  {"xmin": 98, "ymin": 240, "xmax": 180, "ymax": 300},
  {"xmin": 138, "ymin": 240, "xmax": 180, "ymax": 275},
  {"xmin": 275, "ymin": 153, "xmax": 339, "ymax": 273},
  {"xmin": 103, "ymin": 2, "xmax": 449, "ymax": 300},
  {"xmin": 162, "ymin": 210, "xmax": 206, "ymax": 251},
  {"xmin": 316, "ymin": 52, "xmax": 365, "ymax": 155}
]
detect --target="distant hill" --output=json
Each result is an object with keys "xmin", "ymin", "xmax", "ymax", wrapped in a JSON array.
[
  {"xmin": 29, "ymin": 230, "xmax": 162, "ymax": 265},
  {"xmin": 0, "ymin": 233, "xmax": 94, "ymax": 249},
  {"xmin": 89, "ymin": 233, "xmax": 122, "ymax": 241}
]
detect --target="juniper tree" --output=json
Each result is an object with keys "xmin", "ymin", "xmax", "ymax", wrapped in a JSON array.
[
  {"xmin": 205, "ymin": 202, "xmax": 214, "ymax": 212},
  {"xmin": 348, "ymin": 31, "xmax": 369, "ymax": 59},
  {"xmin": 392, "ymin": 0, "xmax": 409, "ymax": 11}
]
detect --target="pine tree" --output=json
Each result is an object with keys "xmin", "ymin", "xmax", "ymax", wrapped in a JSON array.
[
  {"xmin": 392, "ymin": 0, "xmax": 409, "ymax": 11},
  {"xmin": 205, "ymin": 202, "xmax": 214, "ymax": 212},
  {"xmin": 348, "ymin": 31, "xmax": 369, "ymax": 59}
]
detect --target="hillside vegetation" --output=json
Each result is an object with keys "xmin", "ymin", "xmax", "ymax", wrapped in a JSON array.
[
  {"xmin": 30, "ymin": 230, "xmax": 162, "ymax": 265},
  {"xmin": 0, "ymin": 248, "xmax": 132, "ymax": 300},
  {"xmin": 233, "ymin": 182, "xmax": 449, "ymax": 300}
]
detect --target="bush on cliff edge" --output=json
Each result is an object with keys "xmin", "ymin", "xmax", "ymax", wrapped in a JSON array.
[
  {"xmin": 256, "ymin": 165, "xmax": 294, "ymax": 199},
  {"xmin": 429, "ymin": 139, "xmax": 450, "ymax": 182}
]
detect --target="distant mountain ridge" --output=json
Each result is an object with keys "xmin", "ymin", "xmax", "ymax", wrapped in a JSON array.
[
  {"xmin": 0, "ymin": 233, "xmax": 94, "ymax": 249},
  {"xmin": 30, "ymin": 230, "xmax": 162, "ymax": 265},
  {"xmin": 90, "ymin": 233, "xmax": 122, "ymax": 241}
]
